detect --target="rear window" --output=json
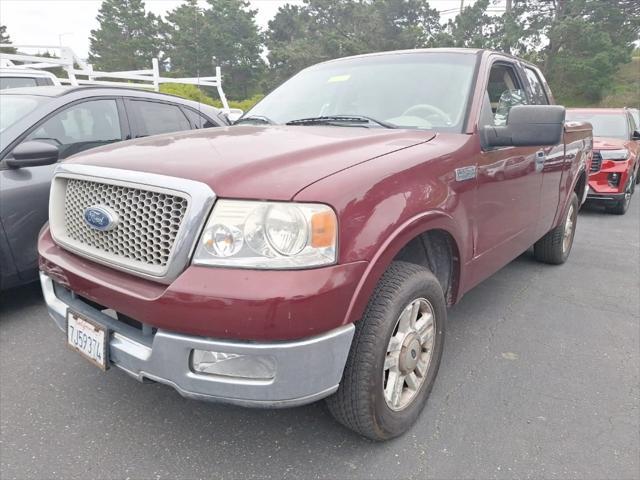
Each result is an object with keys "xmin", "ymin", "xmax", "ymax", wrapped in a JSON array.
[
  {"xmin": 129, "ymin": 100, "xmax": 191, "ymax": 137},
  {"xmin": 566, "ymin": 111, "xmax": 628, "ymax": 140},
  {"xmin": 0, "ymin": 77, "xmax": 38, "ymax": 90},
  {"xmin": 0, "ymin": 94, "xmax": 47, "ymax": 131},
  {"xmin": 183, "ymin": 108, "xmax": 218, "ymax": 129}
]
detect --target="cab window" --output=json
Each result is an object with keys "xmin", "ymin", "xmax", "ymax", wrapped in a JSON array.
[
  {"xmin": 183, "ymin": 108, "xmax": 218, "ymax": 129},
  {"xmin": 523, "ymin": 67, "xmax": 549, "ymax": 105},
  {"xmin": 128, "ymin": 100, "xmax": 191, "ymax": 137},
  {"xmin": 0, "ymin": 77, "xmax": 38, "ymax": 89},
  {"xmin": 25, "ymin": 99, "xmax": 122, "ymax": 159},
  {"xmin": 480, "ymin": 63, "xmax": 527, "ymax": 127}
]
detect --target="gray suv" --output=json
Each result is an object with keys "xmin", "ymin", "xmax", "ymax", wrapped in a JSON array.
[{"xmin": 0, "ymin": 86, "xmax": 227, "ymax": 290}]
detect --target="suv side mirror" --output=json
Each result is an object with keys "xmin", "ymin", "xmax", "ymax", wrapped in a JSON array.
[
  {"xmin": 6, "ymin": 141, "xmax": 59, "ymax": 168},
  {"xmin": 481, "ymin": 105, "xmax": 566, "ymax": 148},
  {"xmin": 631, "ymin": 130, "xmax": 640, "ymax": 141}
]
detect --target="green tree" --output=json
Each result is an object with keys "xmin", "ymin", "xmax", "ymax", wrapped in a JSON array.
[
  {"xmin": 501, "ymin": 0, "xmax": 639, "ymax": 104},
  {"xmin": 89, "ymin": 0, "xmax": 163, "ymax": 71},
  {"xmin": 265, "ymin": 0, "xmax": 442, "ymax": 89},
  {"xmin": 0, "ymin": 25, "xmax": 17, "ymax": 54},
  {"xmin": 163, "ymin": 0, "xmax": 265, "ymax": 99},
  {"xmin": 162, "ymin": 0, "xmax": 206, "ymax": 77},
  {"xmin": 436, "ymin": 0, "xmax": 500, "ymax": 49}
]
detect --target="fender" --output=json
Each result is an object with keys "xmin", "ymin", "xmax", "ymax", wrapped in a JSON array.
[
  {"xmin": 557, "ymin": 122, "xmax": 592, "ymax": 223},
  {"xmin": 553, "ymin": 162, "xmax": 586, "ymax": 232},
  {"xmin": 342, "ymin": 209, "xmax": 465, "ymax": 327}
]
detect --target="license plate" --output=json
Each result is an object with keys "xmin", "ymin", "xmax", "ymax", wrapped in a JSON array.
[{"xmin": 67, "ymin": 310, "xmax": 108, "ymax": 370}]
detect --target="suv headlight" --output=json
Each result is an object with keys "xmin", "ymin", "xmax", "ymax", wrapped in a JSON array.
[
  {"xmin": 600, "ymin": 149, "xmax": 629, "ymax": 160},
  {"xmin": 192, "ymin": 200, "xmax": 337, "ymax": 269}
]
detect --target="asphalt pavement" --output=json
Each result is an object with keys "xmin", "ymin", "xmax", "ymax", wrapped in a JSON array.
[{"xmin": 1, "ymin": 197, "xmax": 639, "ymax": 480}]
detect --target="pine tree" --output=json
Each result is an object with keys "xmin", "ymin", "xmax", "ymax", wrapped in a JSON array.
[
  {"xmin": 162, "ymin": 0, "xmax": 265, "ymax": 99},
  {"xmin": 0, "ymin": 25, "xmax": 17, "ymax": 54},
  {"xmin": 89, "ymin": 0, "xmax": 163, "ymax": 71}
]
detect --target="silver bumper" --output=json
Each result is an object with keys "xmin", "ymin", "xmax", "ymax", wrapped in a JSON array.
[{"xmin": 40, "ymin": 272, "xmax": 354, "ymax": 407}]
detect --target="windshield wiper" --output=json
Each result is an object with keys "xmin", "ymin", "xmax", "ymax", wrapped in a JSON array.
[
  {"xmin": 286, "ymin": 115, "xmax": 397, "ymax": 129},
  {"xmin": 234, "ymin": 115, "xmax": 276, "ymax": 125}
]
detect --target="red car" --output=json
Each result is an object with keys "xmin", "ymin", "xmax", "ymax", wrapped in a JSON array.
[
  {"xmin": 37, "ymin": 49, "xmax": 592, "ymax": 440},
  {"xmin": 566, "ymin": 108, "xmax": 640, "ymax": 214}
]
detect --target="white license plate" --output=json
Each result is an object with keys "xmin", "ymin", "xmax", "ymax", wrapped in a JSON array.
[{"xmin": 67, "ymin": 310, "xmax": 108, "ymax": 370}]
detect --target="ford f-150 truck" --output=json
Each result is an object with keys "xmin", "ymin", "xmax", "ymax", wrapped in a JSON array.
[{"xmin": 38, "ymin": 49, "xmax": 592, "ymax": 440}]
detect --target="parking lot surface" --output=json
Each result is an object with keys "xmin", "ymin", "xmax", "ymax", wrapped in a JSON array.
[{"xmin": 1, "ymin": 198, "xmax": 638, "ymax": 480}]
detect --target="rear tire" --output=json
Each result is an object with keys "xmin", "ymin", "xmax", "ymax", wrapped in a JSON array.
[
  {"xmin": 326, "ymin": 261, "xmax": 446, "ymax": 441},
  {"xmin": 534, "ymin": 192, "xmax": 579, "ymax": 265}
]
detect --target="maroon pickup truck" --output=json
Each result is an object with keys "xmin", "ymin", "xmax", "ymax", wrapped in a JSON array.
[{"xmin": 38, "ymin": 49, "xmax": 592, "ymax": 440}]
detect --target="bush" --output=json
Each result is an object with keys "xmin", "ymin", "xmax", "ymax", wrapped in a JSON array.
[
  {"xmin": 209, "ymin": 94, "xmax": 264, "ymax": 111},
  {"xmin": 226, "ymin": 94, "xmax": 265, "ymax": 112},
  {"xmin": 159, "ymin": 83, "xmax": 217, "ymax": 106},
  {"xmin": 159, "ymin": 84, "xmax": 264, "ymax": 112}
]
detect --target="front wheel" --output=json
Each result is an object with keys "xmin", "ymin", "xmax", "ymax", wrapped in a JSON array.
[
  {"xmin": 606, "ymin": 180, "xmax": 633, "ymax": 215},
  {"xmin": 326, "ymin": 261, "xmax": 446, "ymax": 441},
  {"xmin": 534, "ymin": 192, "xmax": 579, "ymax": 265}
]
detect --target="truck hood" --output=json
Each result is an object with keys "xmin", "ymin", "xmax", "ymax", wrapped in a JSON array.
[
  {"xmin": 65, "ymin": 126, "xmax": 435, "ymax": 200},
  {"xmin": 593, "ymin": 137, "xmax": 627, "ymax": 150}
]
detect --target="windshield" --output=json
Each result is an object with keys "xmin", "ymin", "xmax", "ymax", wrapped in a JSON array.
[
  {"xmin": 247, "ymin": 52, "xmax": 477, "ymax": 131},
  {"xmin": 566, "ymin": 111, "xmax": 628, "ymax": 140},
  {"xmin": 0, "ymin": 94, "xmax": 47, "ymax": 132}
]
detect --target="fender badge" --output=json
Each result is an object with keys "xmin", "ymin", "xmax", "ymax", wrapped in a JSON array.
[{"xmin": 455, "ymin": 166, "xmax": 477, "ymax": 182}]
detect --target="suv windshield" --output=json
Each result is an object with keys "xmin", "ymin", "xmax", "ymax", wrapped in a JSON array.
[
  {"xmin": 0, "ymin": 94, "xmax": 47, "ymax": 132},
  {"xmin": 247, "ymin": 52, "xmax": 477, "ymax": 132},
  {"xmin": 566, "ymin": 112, "xmax": 628, "ymax": 140}
]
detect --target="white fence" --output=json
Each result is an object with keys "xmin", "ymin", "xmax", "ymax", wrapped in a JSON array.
[{"xmin": 0, "ymin": 45, "xmax": 230, "ymax": 112}]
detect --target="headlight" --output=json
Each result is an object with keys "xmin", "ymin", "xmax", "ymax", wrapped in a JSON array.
[
  {"xmin": 600, "ymin": 149, "xmax": 629, "ymax": 160},
  {"xmin": 193, "ymin": 200, "xmax": 337, "ymax": 269}
]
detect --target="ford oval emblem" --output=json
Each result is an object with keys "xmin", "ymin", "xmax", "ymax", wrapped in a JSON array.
[{"xmin": 83, "ymin": 205, "xmax": 119, "ymax": 231}]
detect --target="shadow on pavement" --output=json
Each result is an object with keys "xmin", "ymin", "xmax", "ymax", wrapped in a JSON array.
[{"xmin": 0, "ymin": 282, "xmax": 42, "ymax": 318}]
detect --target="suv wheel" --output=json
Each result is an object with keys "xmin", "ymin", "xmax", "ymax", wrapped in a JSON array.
[
  {"xmin": 326, "ymin": 261, "xmax": 446, "ymax": 440},
  {"xmin": 534, "ymin": 192, "xmax": 579, "ymax": 265},
  {"xmin": 606, "ymin": 179, "xmax": 633, "ymax": 215}
]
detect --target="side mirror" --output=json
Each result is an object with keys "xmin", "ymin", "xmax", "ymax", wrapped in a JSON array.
[
  {"xmin": 6, "ymin": 141, "xmax": 59, "ymax": 168},
  {"xmin": 225, "ymin": 108, "xmax": 243, "ymax": 124},
  {"xmin": 631, "ymin": 130, "xmax": 640, "ymax": 141},
  {"xmin": 481, "ymin": 105, "xmax": 566, "ymax": 148}
]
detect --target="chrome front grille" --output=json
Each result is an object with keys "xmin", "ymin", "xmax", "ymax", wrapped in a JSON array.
[
  {"xmin": 63, "ymin": 178, "xmax": 189, "ymax": 268},
  {"xmin": 591, "ymin": 151, "xmax": 602, "ymax": 173},
  {"xmin": 49, "ymin": 165, "xmax": 216, "ymax": 284}
]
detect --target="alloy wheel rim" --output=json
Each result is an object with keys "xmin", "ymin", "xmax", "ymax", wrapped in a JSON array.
[
  {"xmin": 562, "ymin": 204, "xmax": 575, "ymax": 253},
  {"xmin": 383, "ymin": 297, "xmax": 436, "ymax": 411}
]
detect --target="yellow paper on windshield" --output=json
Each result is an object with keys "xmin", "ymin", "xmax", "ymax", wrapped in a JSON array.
[{"xmin": 328, "ymin": 74, "xmax": 351, "ymax": 83}]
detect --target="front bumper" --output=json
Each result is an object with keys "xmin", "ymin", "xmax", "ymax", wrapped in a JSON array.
[
  {"xmin": 39, "ymin": 227, "xmax": 367, "ymax": 340},
  {"xmin": 586, "ymin": 191, "xmax": 628, "ymax": 203},
  {"xmin": 41, "ymin": 272, "xmax": 354, "ymax": 407}
]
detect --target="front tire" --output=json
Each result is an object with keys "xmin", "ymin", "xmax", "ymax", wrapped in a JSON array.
[
  {"xmin": 534, "ymin": 192, "xmax": 579, "ymax": 265},
  {"xmin": 606, "ymin": 180, "xmax": 633, "ymax": 215},
  {"xmin": 326, "ymin": 261, "xmax": 446, "ymax": 441}
]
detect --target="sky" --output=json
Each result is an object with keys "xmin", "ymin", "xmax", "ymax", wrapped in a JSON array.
[{"xmin": 0, "ymin": 0, "xmax": 477, "ymax": 59}]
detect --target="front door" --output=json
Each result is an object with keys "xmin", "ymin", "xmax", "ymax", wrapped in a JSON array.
[
  {"xmin": 0, "ymin": 98, "xmax": 124, "ymax": 281},
  {"xmin": 472, "ymin": 61, "xmax": 543, "ymax": 271}
]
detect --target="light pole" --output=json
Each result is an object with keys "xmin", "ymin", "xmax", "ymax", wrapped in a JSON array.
[{"xmin": 58, "ymin": 32, "xmax": 73, "ymax": 47}]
